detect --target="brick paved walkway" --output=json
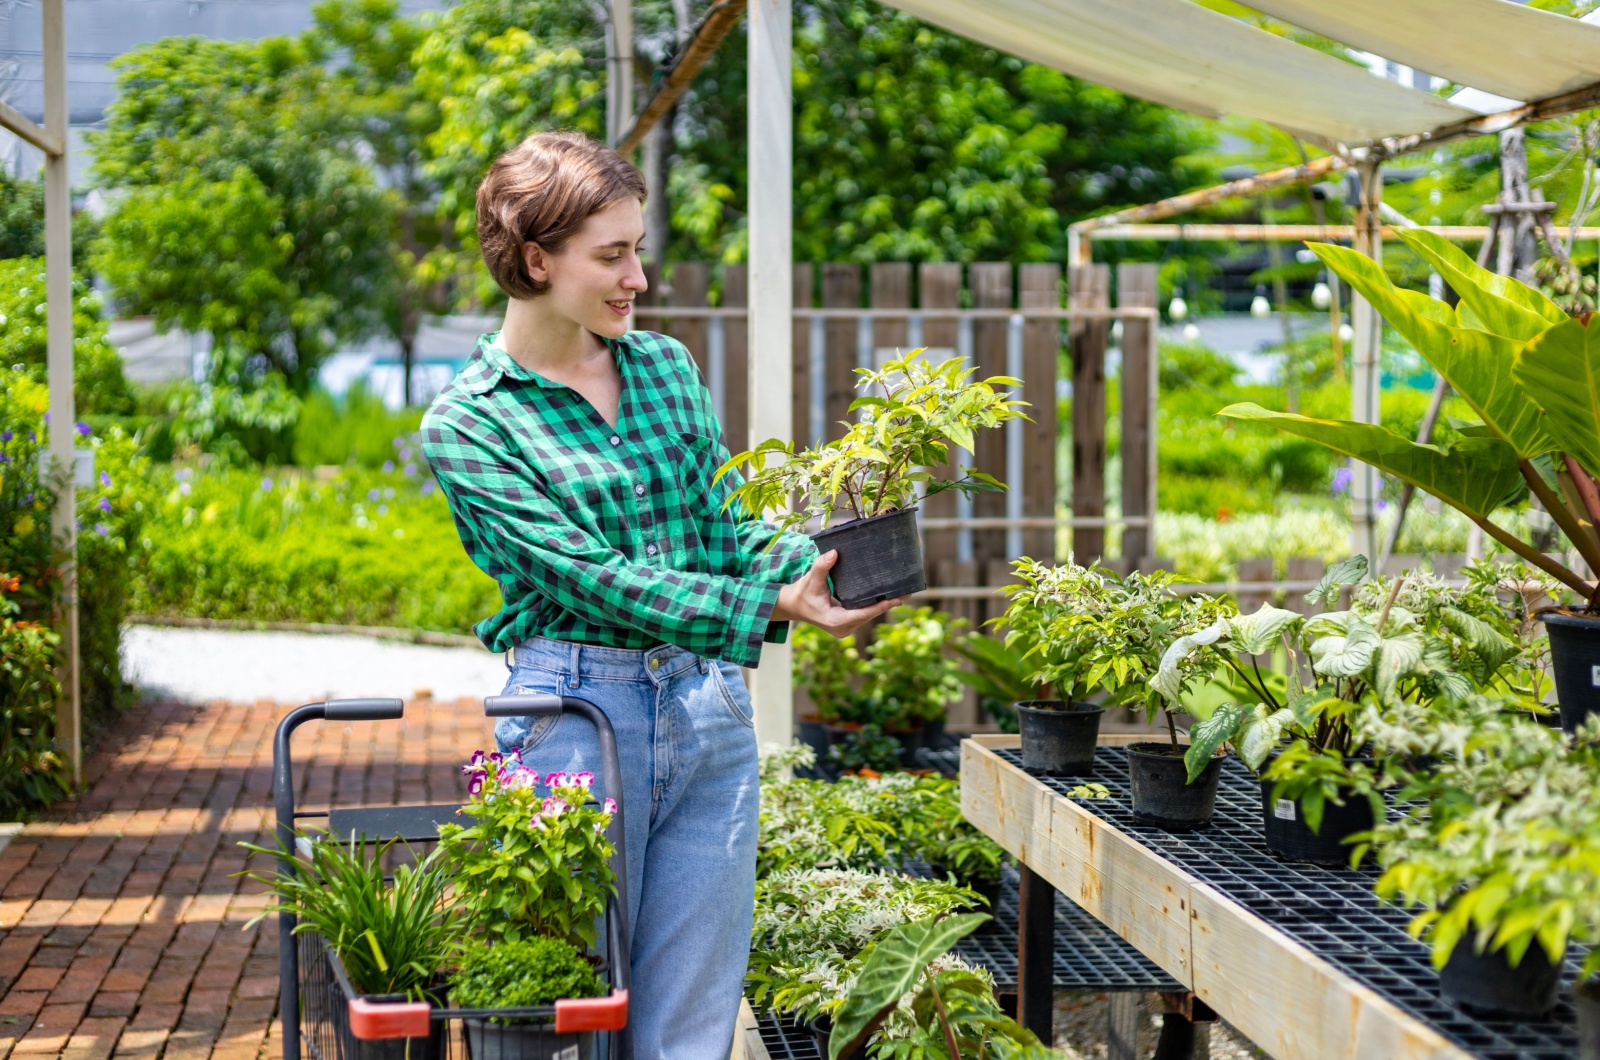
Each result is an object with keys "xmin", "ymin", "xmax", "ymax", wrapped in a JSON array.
[{"xmin": 0, "ymin": 696, "xmax": 487, "ymax": 1060}]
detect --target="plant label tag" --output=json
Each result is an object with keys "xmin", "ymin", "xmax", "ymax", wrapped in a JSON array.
[
  {"xmin": 1591, "ymin": 664, "xmax": 1600, "ymax": 687},
  {"xmin": 554, "ymin": 1047, "xmax": 579, "ymax": 1060},
  {"xmin": 1274, "ymin": 799, "xmax": 1296, "ymax": 820}
]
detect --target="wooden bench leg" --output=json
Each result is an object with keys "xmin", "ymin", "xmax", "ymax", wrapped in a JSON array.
[{"xmin": 1017, "ymin": 863, "xmax": 1054, "ymax": 1044}]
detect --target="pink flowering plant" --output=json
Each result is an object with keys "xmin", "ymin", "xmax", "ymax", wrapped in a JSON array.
[{"xmin": 437, "ymin": 750, "xmax": 617, "ymax": 950}]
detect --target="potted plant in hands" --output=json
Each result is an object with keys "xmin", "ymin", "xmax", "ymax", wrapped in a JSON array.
[
  {"xmin": 437, "ymin": 754, "xmax": 622, "ymax": 1059},
  {"xmin": 717, "ymin": 351, "xmax": 1027, "ymax": 608},
  {"xmin": 1221, "ymin": 228, "xmax": 1600, "ymax": 731},
  {"xmin": 999, "ymin": 557, "xmax": 1229, "ymax": 783}
]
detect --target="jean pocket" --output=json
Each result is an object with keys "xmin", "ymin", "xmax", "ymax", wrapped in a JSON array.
[
  {"xmin": 709, "ymin": 661, "xmax": 754, "ymax": 728},
  {"xmin": 494, "ymin": 670, "xmax": 567, "ymax": 753}
]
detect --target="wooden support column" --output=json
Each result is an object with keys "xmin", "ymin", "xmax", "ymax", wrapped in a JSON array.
[
  {"xmin": 870, "ymin": 262, "xmax": 910, "ymax": 355},
  {"xmin": 1017, "ymin": 863, "xmax": 1056, "ymax": 1044},
  {"xmin": 1119, "ymin": 263, "xmax": 1159, "ymax": 570},
  {"xmin": 971, "ymin": 264, "xmax": 1013, "ymax": 568},
  {"xmin": 1070, "ymin": 264, "xmax": 1111, "ymax": 563},
  {"xmin": 1350, "ymin": 162, "xmax": 1383, "ymax": 565},
  {"xmin": 1020, "ymin": 264, "xmax": 1061, "ymax": 562},
  {"xmin": 746, "ymin": 0, "xmax": 792, "ymax": 746},
  {"xmin": 822, "ymin": 263, "xmax": 861, "ymax": 441},
  {"xmin": 722, "ymin": 264, "xmax": 749, "ymax": 453},
  {"xmin": 668, "ymin": 262, "xmax": 711, "ymax": 377}
]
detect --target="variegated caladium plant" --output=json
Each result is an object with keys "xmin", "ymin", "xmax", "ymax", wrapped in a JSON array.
[{"xmin": 1154, "ymin": 555, "xmax": 1526, "ymax": 794}]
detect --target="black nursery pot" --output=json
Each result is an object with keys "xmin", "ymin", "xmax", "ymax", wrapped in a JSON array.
[
  {"xmin": 462, "ymin": 1019, "xmax": 594, "ymax": 1060},
  {"xmin": 1259, "ymin": 764, "xmax": 1378, "ymax": 866},
  {"xmin": 1537, "ymin": 610, "xmax": 1600, "ymax": 732},
  {"xmin": 805, "ymin": 1013, "xmax": 865, "ymax": 1060},
  {"xmin": 796, "ymin": 714, "xmax": 830, "ymax": 762},
  {"xmin": 1438, "ymin": 940, "xmax": 1565, "ymax": 1020},
  {"xmin": 811, "ymin": 506, "xmax": 927, "ymax": 609},
  {"xmin": 1576, "ymin": 978, "xmax": 1600, "ymax": 1060},
  {"xmin": 1016, "ymin": 701, "xmax": 1105, "ymax": 776},
  {"xmin": 1127, "ymin": 743, "xmax": 1223, "ymax": 831}
]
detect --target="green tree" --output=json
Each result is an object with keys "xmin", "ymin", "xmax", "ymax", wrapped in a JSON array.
[
  {"xmin": 90, "ymin": 35, "xmax": 395, "ymax": 391},
  {"xmin": 0, "ymin": 259, "xmax": 132, "ymax": 416}
]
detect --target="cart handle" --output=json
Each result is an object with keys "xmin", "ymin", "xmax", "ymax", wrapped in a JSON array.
[
  {"xmin": 348, "ymin": 997, "xmax": 431, "ymax": 1040},
  {"xmin": 555, "ymin": 989, "xmax": 629, "ymax": 1033},
  {"xmin": 324, "ymin": 698, "xmax": 405, "ymax": 721}
]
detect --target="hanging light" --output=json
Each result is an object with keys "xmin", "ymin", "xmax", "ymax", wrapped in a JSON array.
[
  {"xmin": 1311, "ymin": 280, "xmax": 1332, "ymax": 311},
  {"xmin": 1168, "ymin": 285, "xmax": 1188, "ymax": 322},
  {"xmin": 1338, "ymin": 322, "xmax": 1355, "ymax": 344},
  {"xmin": 1110, "ymin": 319, "xmax": 1124, "ymax": 344},
  {"xmin": 1182, "ymin": 322, "xmax": 1201, "ymax": 342},
  {"xmin": 1250, "ymin": 285, "xmax": 1271, "ymax": 319}
]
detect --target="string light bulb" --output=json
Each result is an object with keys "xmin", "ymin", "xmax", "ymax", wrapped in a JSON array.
[
  {"xmin": 1250, "ymin": 286, "xmax": 1271, "ymax": 319},
  {"xmin": 1311, "ymin": 281, "xmax": 1332, "ymax": 310},
  {"xmin": 1168, "ymin": 286, "xmax": 1188, "ymax": 322}
]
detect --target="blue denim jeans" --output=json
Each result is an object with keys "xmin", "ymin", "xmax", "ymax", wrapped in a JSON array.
[{"xmin": 495, "ymin": 636, "xmax": 760, "ymax": 1060}]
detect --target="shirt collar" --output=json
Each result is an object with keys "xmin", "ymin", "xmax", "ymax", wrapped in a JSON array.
[{"xmin": 458, "ymin": 330, "xmax": 633, "ymax": 396}]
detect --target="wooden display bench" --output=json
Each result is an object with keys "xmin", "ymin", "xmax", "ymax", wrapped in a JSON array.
[{"xmin": 959, "ymin": 735, "xmax": 1473, "ymax": 1060}]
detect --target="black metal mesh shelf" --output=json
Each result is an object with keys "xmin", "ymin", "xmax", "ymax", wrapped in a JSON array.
[
  {"xmin": 994, "ymin": 745, "xmax": 1587, "ymax": 1060},
  {"xmin": 758, "ymin": 1013, "xmax": 822, "ymax": 1059}
]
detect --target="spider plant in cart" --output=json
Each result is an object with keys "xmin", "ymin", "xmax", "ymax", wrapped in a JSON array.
[
  {"xmin": 717, "ymin": 352, "xmax": 1027, "ymax": 608},
  {"xmin": 1222, "ymin": 228, "xmax": 1600, "ymax": 730}
]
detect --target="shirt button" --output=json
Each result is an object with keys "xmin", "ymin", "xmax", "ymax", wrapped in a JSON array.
[
  {"xmin": 609, "ymin": 435, "xmax": 621, "ymax": 446},
  {"xmin": 634, "ymin": 483, "xmax": 645, "ymax": 496},
  {"xmin": 645, "ymin": 543, "xmax": 658, "ymax": 557}
]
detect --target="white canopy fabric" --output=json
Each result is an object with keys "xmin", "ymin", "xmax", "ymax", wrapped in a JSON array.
[
  {"xmin": 885, "ymin": 0, "xmax": 1490, "ymax": 146},
  {"xmin": 1246, "ymin": 0, "xmax": 1600, "ymax": 107}
]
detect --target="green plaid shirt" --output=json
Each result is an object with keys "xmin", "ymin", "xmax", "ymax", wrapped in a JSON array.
[{"xmin": 422, "ymin": 329, "xmax": 816, "ymax": 667}]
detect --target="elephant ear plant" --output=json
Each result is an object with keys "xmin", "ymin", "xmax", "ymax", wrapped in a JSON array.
[
  {"xmin": 717, "ymin": 351, "xmax": 1027, "ymax": 608},
  {"xmin": 1220, "ymin": 228, "xmax": 1600, "ymax": 730}
]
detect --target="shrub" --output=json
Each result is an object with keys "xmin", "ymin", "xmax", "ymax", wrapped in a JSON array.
[
  {"xmin": 0, "ymin": 576, "xmax": 70, "ymax": 817},
  {"xmin": 293, "ymin": 384, "xmax": 425, "ymax": 469},
  {"xmin": 0, "ymin": 259, "xmax": 133, "ymax": 417},
  {"xmin": 451, "ymin": 935, "xmax": 606, "ymax": 1011}
]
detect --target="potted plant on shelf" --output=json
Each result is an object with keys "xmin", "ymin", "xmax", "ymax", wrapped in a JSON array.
[
  {"xmin": 238, "ymin": 835, "xmax": 458, "ymax": 1060},
  {"xmin": 1000, "ymin": 557, "xmax": 1231, "ymax": 799},
  {"xmin": 1220, "ymin": 228, "xmax": 1600, "ymax": 731},
  {"xmin": 436, "ymin": 753, "xmax": 622, "ymax": 1058},
  {"xmin": 1360, "ymin": 700, "xmax": 1600, "ymax": 1019},
  {"xmin": 717, "ymin": 351, "xmax": 1027, "ymax": 608}
]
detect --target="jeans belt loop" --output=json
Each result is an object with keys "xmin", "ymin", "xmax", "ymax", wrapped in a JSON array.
[
  {"xmin": 567, "ymin": 642, "xmax": 582, "ymax": 689},
  {"xmin": 504, "ymin": 646, "xmax": 515, "ymax": 670},
  {"xmin": 698, "ymin": 655, "xmax": 709, "ymax": 674}
]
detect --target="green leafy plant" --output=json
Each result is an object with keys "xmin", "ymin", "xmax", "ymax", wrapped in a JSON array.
[
  {"xmin": 436, "ymin": 753, "xmax": 616, "ymax": 949},
  {"xmin": 830, "ymin": 724, "xmax": 907, "ymax": 774},
  {"xmin": 451, "ymin": 935, "xmax": 606, "ymax": 1013},
  {"xmin": 828, "ymin": 914, "xmax": 1045, "ymax": 1060},
  {"xmin": 0, "ymin": 572, "xmax": 69, "ymax": 816},
  {"xmin": 1220, "ymin": 228, "xmax": 1600, "ymax": 606},
  {"xmin": 950, "ymin": 633, "xmax": 1033, "ymax": 733},
  {"xmin": 238, "ymin": 834, "xmax": 458, "ymax": 999},
  {"xmin": 862, "ymin": 606, "xmax": 968, "ymax": 730},
  {"xmin": 793, "ymin": 622, "xmax": 868, "ymax": 724},
  {"xmin": 716, "ymin": 352, "xmax": 1026, "ymax": 533}
]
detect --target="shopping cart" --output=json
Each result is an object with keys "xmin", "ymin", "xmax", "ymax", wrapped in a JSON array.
[{"xmin": 273, "ymin": 694, "xmax": 632, "ymax": 1060}]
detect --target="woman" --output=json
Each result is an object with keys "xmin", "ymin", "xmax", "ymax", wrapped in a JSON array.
[{"xmin": 422, "ymin": 130, "xmax": 900, "ymax": 1058}]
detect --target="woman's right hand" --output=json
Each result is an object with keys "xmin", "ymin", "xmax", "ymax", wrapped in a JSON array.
[{"xmin": 770, "ymin": 549, "xmax": 903, "ymax": 636}]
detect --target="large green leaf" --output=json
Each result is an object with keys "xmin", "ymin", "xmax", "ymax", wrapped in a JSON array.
[
  {"xmin": 1371, "ymin": 631, "xmax": 1425, "ymax": 702},
  {"xmin": 1233, "ymin": 705, "xmax": 1295, "ymax": 770},
  {"xmin": 1310, "ymin": 615, "xmax": 1381, "ymax": 679},
  {"xmin": 1307, "ymin": 244, "xmax": 1551, "ymax": 457},
  {"xmin": 1306, "ymin": 555, "xmax": 1368, "ymax": 605},
  {"xmin": 829, "ymin": 913, "xmax": 990, "ymax": 1059},
  {"xmin": 1218, "ymin": 405, "xmax": 1523, "ymax": 520},
  {"xmin": 1185, "ymin": 703, "xmax": 1246, "ymax": 782},
  {"xmin": 1514, "ymin": 317, "xmax": 1600, "ymax": 479},
  {"xmin": 1152, "ymin": 618, "xmax": 1230, "ymax": 704},
  {"xmin": 1228, "ymin": 603, "xmax": 1301, "ymax": 656},
  {"xmin": 1395, "ymin": 229, "xmax": 1567, "ymax": 337}
]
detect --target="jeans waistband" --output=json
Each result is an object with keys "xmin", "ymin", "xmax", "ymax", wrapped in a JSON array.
[{"xmin": 508, "ymin": 636, "xmax": 708, "ymax": 685}]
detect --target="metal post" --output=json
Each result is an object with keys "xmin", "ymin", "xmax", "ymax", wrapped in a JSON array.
[
  {"xmin": 42, "ymin": 0, "xmax": 78, "ymax": 785},
  {"xmin": 1016, "ymin": 864, "xmax": 1055, "ymax": 1043},
  {"xmin": 746, "ymin": 0, "xmax": 794, "ymax": 749},
  {"xmin": 607, "ymin": 0, "xmax": 634, "ymax": 148},
  {"xmin": 1350, "ymin": 160, "xmax": 1383, "ymax": 566}
]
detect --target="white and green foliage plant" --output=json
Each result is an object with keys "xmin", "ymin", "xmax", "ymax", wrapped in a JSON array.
[
  {"xmin": 436, "ymin": 752, "xmax": 615, "ymax": 950},
  {"xmin": 1360, "ymin": 698, "xmax": 1600, "ymax": 977},
  {"xmin": 716, "ymin": 352, "xmax": 1027, "ymax": 532},
  {"xmin": 1221, "ymin": 228, "xmax": 1600, "ymax": 605},
  {"xmin": 238, "ymin": 834, "xmax": 457, "ymax": 999},
  {"xmin": 1162, "ymin": 556, "xmax": 1527, "ymax": 794},
  {"xmin": 747, "ymin": 869, "xmax": 986, "ymax": 1023},
  {"xmin": 998, "ymin": 556, "xmax": 1231, "ymax": 710},
  {"xmin": 827, "ymin": 914, "xmax": 1047, "ymax": 1060}
]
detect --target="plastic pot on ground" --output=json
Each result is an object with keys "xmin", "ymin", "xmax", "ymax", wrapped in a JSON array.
[
  {"xmin": 1438, "ymin": 939, "xmax": 1565, "ymax": 1019},
  {"xmin": 1537, "ymin": 610, "xmax": 1600, "ymax": 732},
  {"xmin": 804, "ymin": 1013, "xmax": 865, "ymax": 1060},
  {"xmin": 462, "ymin": 1019, "xmax": 594, "ymax": 1060},
  {"xmin": 796, "ymin": 714, "xmax": 830, "ymax": 761},
  {"xmin": 1016, "ymin": 701, "xmax": 1104, "ymax": 775},
  {"xmin": 1576, "ymin": 978, "xmax": 1600, "ymax": 1060},
  {"xmin": 1259, "ymin": 759, "xmax": 1378, "ymax": 866},
  {"xmin": 1127, "ymin": 743, "xmax": 1223, "ymax": 831},
  {"xmin": 811, "ymin": 506, "xmax": 927, "ymax": 609}
]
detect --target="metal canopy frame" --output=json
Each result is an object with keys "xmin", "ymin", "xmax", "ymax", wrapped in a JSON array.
[{"xmin": 0, "ymin": 0, "xmax": 78, "ymax": 785}]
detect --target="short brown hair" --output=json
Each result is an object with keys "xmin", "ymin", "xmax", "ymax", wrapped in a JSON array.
[{"xmin": 476, "ymin": 131, "xmax": 647, "ymax": 299}]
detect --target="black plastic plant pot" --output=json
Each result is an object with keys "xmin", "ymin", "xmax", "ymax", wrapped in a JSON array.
[
  {"xmin": 1438, "ymin": 940, "xmax": 1565, "ymax": 1019},
  {"xmin": 887, "ymin": 725, "xmax": 924, "ymax": 767},
  {"xmin": 1576, "ymin": 978, "xmax": 1600, "ymax": 1060},
  {"xmin": 811, "ymin": 505, "xmax": 927, "ymax": 609},
  {"xmin": 804, "ymin": 1013, "xmax": 865, "ymax": 1060},
  {"xmin": 921, "ymin": 716, "xmax": 946, "ymax": 750},
  {"xmin": 797, "ymin": 714, "xmax": 830, "ymax": 762},
  {"xmin": 1126, "ymin": 742, "xmax": 1223, "ymax": 831},
  {"xmin": 1016, "ymin": 701, "xmax": 1105, "ymax": 776},
  {"xmin": 1537, "ymin": 610, "xmax": 1600, "ymax": 732},
  {"xmin": 1259, "ymin": 770, "xmax": 1377, "ymax": 867},
  {"xmin": 462, "ymin": 1018, "xmax": 594, "ymax": 1060}
]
